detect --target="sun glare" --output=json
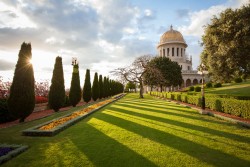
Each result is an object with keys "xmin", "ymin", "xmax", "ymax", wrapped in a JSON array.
[{"xmin": 29, "ymin": 59, "xmax": 33, "ymax": 64}]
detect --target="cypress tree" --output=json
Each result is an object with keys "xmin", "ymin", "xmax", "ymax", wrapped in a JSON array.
[
  {"xmin": 83, "ymin": 69, "xmax": 92, "ymax": 103},
  {"xmin": 92, "ymin": 72, "xmax": 99, "ymax": 101},
  {"xmin": 7, "ymin": 42, "xmax": 35, "ymax": 122},
  {"xmin": 48, "ymin": 56, "xmax": 65, "ymax": 112},
  {"xmin": 99, "ymin": 75, "xmax": 103, "ymax": 99},
  {"xmin": 69, "ymin": 64, "xmax": 81, "ymax": 107},
  {"xmin": 106, "ymin": 78, "xmax": 110, "ymax": 97},
  {"xmin": 103, "ymin": 76, "xmax": 107, "ymax": 98}
]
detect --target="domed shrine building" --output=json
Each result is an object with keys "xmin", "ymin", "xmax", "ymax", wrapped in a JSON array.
[{"xmin": 157, "ymin": 25, "xmax": 203, "ymax": 88}]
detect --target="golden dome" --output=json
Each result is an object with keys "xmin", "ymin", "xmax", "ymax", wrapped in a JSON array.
[{"xmin": 158, "ymin": 25, "xmax": 187, "ymax": 47}]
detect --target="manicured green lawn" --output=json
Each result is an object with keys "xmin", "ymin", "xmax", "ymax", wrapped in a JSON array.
[
  {"xmin": 205, "ymin": 80, "xmax": 250, "ymax": 96},
  {"xmin": 1, "ymin": 93, "xmax": 250, "ymax": 167}
]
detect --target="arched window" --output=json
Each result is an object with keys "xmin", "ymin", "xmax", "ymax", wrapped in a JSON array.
[
  {"xmin": 172, "ymin": 47, "xmax": 174, "ymax": 56},
  {"xmin": 177, "ymin": 48, "xmax": 179, "ymax": 56},
  {"xmin": 163, "ymin": 49, "xmax": 165, "ymax": 57}
]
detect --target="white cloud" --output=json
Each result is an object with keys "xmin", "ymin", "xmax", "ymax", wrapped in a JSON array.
[{"xmin": 178, "ymin": 0, "xmax": 249, "ymax": 37}]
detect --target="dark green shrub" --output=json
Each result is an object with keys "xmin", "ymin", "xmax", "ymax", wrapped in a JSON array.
[
  {"xmin": 213, "ymin": 83, "xmax": 222, "ymax": 88},
  {"xmin": 177, "ymin": 94, "xmax": 181, "ymax": 101},
  {"xmin": 170, "ymin": 94, "xmax": 175, "ymax": 100},
  {"xmin": 99, "ymin": 75, "xmax": 103, "ymax": 99},
  {"xmin": 83, "ymin": 69, "xmax": 92, "ymax": 103},
  {"xmin": 48, "ymin": 56, "xmax": 65, "ymax": 112},
  {"xmin": 234, "ymin": 78, "xmax": 243, "ymax": 83},
  {"xmin": 194, "ymin": 86, "xmax": 201, "ymax": 92},
  {"xmin": 189, "ymin": 86, "xmax": 194, "ymax": 91},
  {"xmin": 92, "ymin": 72, "xmax": 100, "ymax": 101},
  {"xmin": 69, "ymin": 64, "xmax": 81, "ymax": 107},
  {"xmin": 7, "ymin": 42, "xmax": 35, "ymax": 122},
  {"xmin": 0, "ymin": 98, "xmax": 14, "ymax": 123},
  {"xmin": 206, "ymin": 82, "xmax": 213, "ymax": 88}
]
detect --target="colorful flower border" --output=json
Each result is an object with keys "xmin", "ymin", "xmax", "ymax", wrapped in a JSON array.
[{"xmin": 22, "ymin": 94, "xmax": 125, "ymax": 137}]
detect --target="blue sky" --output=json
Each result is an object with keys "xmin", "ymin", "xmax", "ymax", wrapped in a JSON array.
[{"xmin": 0, "ymin": 0, "xmax": 248, "ymax": 88}]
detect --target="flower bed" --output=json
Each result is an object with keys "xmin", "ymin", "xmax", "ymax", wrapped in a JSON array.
[
  {"xmin": 22, "ymin": 94, "xmax": 126, "ymax": 136},
  {"xmin": 0, "ymin": 144, "xmax": 28, "ymax": 165}
]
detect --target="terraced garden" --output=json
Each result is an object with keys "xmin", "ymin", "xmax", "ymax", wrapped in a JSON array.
[{"xmin": 1, "ymin": 93, "xmax": 250, "ymax": 166}]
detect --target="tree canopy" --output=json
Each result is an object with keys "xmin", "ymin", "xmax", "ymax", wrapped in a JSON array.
[
  {"xmin": 144, "ymin": 56, "xmax": 182, "ymax": 91},
  {"xmin": 69, "ymin": 64, "xmax": 81, "ymax": 107},
  {"xmin": 201, "ymin": 4, "xmax": 250, "ymax": 82},
  {"xmin": 83, "ymin": 69, "xmax": 92, "ymax": 103}
]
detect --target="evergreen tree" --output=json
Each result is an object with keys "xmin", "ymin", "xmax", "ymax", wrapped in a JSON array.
[
  {"xmin": 83, "ymin": 69, "xmax": 92, "ymax": 103},
  {"xmin": 48, "ymin": 56, "xmax": 65, "ymax": 112},
  {"xmin": 92, "ymin": 72, "xmax": 100, "ymax": 101},
  {"xmin": 7, "ymin": 42, "xmax": 35, "ymax": 122},
  {"xmin": 69, "ymin": 64, "xmax": 81, "ymax": 107},
  {"xmin": 99, "ymin": 75, "xmax": 103, "ymax": 99},
  {"xmin": 103, "ymin": 76, "xmax": 107, "ymax": 98},
  {"xmin": 106, "ymin": 78, "xmax": 110, "ymax": 97}
]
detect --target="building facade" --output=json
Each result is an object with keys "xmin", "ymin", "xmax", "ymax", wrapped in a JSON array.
[{"xmin": 157, "ymin": 25, "xmax": 204, "ymax": 88}]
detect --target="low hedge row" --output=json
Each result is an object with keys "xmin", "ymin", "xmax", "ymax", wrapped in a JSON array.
[{"xmin": 150, "ymin": 91, "xmax": 250, "ymax": 119}]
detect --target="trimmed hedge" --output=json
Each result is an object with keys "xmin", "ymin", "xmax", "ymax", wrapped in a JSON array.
[
  {"xmin": 194, "ymin": 86, "xmax": 201, "ymax": 92},
  {"xmin": 150, "ymin": 91, "xmax": 250, "ymax": 119}
]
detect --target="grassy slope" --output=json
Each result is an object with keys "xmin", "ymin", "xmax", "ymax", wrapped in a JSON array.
[
  {"xmin": 0, "ymin": 94, "xmax": 250, "ymax": 167},
  {"xmin": 205, "ymin": 80, "xmax": 250, "ymax": 96}
]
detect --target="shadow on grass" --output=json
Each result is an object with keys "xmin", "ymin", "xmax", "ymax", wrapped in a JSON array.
[
  {"xmin": 108, "ymin": 105, "xmax": 250, "ymax": 144},
  {"xmin": 109, "ymin": 110, "xmax": 250, "ymax": 152},
  {"xmin": 116, "ymin": 101, "xmax": 227, "ymax": 125},
  {"xmin": 97, "ymin": 112, "xmax": 250, "ymax": 167},
  {"xmin": 70, "ymin": 123, "xmax": 157, "ymax": 167}
]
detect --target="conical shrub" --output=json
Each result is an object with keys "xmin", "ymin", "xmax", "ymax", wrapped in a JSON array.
[
  {"xmin": 48, "ymin": 56, "xmax": 65, "ymax": 112},
  {"xmin": 69, "ymin": 64, "xmax": 81, "ymax": 107},
  {"xmin": 92, "ymin": 72, "xmax": 99, "ymax": 101},
  {"xmin": 83, "ymin": 69, "xmax": 92, "ymax": 103},
  {"xmin": 7, "ymin": 42, "xmax": 35, "ymax": 122}
]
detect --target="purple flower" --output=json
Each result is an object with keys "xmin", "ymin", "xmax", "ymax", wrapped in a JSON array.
[{"xmin": 0, "ymin": 147, "xmax": 14, "ymax": 157}]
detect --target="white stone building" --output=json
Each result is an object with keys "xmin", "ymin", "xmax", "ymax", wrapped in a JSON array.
[{"xmin": 157, "ymin": 25, "xmax": 204, "ymax": 88}]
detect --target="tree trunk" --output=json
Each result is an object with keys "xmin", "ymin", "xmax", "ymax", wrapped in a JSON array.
[
  {"xmin": 160, "ymin": 85, "xmax": 163, "ymax": 92},
  {"xmin": 139, "ymin": 80, "xmax": 144, "ymax": 98}
]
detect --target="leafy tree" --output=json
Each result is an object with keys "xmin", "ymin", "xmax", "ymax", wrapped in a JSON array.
[
  {"xmin": 112, "ymin": 55, "xmax": 152, "ymax": 98},
  {"xmin": 145, "ymin": 56, "xmax": 182, "ymax": 92},
  {"xmin": 92, "ymin": 72, "xmax": 100, "ymax": 101},
  {"xmin": 8, "ymin": 42, "xmax": 35, "ymax": 122},
  {"xmin": 99, "ymin": 75, "xmax": 103, "ymax": 99},
  {"xmin": 125, "ymin": 81, "xmax": 136, "ymax": 92},
  {"xmin": 83, "ymin": 69, "xmax": 92, "ymax": 103},
  {"xmin": 69, "ymin": 64, "xmax": 81, "ymax": 107},
  {"xmin": 48, "ymin": 56, "xmax": 65, "ymax": 112},
  {"xmin": 201, "ymin": 4, "xmax": 250, "ymax": 82}
]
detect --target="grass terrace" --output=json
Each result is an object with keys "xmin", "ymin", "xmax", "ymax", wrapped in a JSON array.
[
  {"xmin": 205, "ymin": 80, "xmax": 250, "ymax": 96},
  {"xmin": 0, "ymin": 93, "xmax": 250, "ymax": 166}
]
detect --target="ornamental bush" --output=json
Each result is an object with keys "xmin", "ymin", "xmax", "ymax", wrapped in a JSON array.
[
  {"xmin": 92, "ymin": 72, "xmax": 100, "ymax": 101},
  {"xmin": 213, "ymin": 83, "xmax": 222, "ymax": 88},
  {"xmin": 206, "ymin": 82, "xmax": 213, "ymax": 88},
  {"xmin": 83, "ymin": 69, "xmax": 92, "ymax": 103},
  {"xmin": 7, "ymin": 42, "xmax": 35, "ymax": 122},
  {"xmin": 99, "ymin": 75, "xmax": 103, "ymax": 99},
  {"xmin": 189, "ymin": 86, "xmax": 194, "ymax": 91},
  {"xmin": 69, "ymin": 64, "xmax": 81, "ymax": 107},
  {"xmin": 150, "ymin": 91, "xmax": 250, "ymax": 118},
  {"xmin": 48, "ymin": 56, "xmax": 65, "ymax": 112},
  {"xmin": 234, "ymin": 78, "xmax": 243, "ymax": 83},
  {"xmin": 194, "ymin": 86, "xmax": 201, "ymax": 92}
]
